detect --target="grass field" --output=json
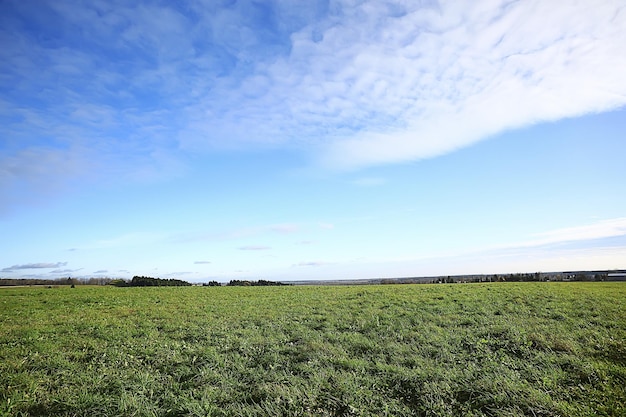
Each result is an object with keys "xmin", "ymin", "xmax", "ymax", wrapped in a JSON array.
[{"xmin": 1, "ymin": 282, "xmax": 624, "ymax": 416}]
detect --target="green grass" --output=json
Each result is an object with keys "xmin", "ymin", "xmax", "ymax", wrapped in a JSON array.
[{"xmin": 1, "ymin": 282, "xmax": 624, "ymax": 416}]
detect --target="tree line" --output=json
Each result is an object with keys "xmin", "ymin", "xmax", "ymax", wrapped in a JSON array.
[
  {"xmin": 111, "ymin": 276, "xmax": 192, "ymax": 287},
  {"xmin": 426, "ymin": 271, "xmax": 609, "ymax": 284},
  {"xmin": 0, "ymin": 277, "xmax": 288, "ymax": 287},
  {"xmin": 0, "ymin": 277, "xmax": 113, "ymax": 287},
  {"xmin": 226, "ymin": 279, "xmax": 290, "ymax": 286}
]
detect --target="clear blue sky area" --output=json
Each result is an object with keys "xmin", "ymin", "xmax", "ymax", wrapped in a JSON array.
[{"xmin": 2, "ymin": 1, "xmax": 625, "ymax": 282}]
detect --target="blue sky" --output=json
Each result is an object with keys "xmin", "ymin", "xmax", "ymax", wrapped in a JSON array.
[{"xmin": 2, "ymin": 0, "xmax": 626, "ymax": 282}]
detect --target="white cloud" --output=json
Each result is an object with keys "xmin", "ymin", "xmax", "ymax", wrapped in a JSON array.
[
  {"xmin": 312, "ymin": 0, "xmax": 626, "ymax": 169},
  {"xmin": 2, "ymin": 262, "xmax": 68, "ymax": 272},
  {"xmin": 165, "ymin": 0, "xmax": 626, "ymax": 170},
  {"xmin": 308, "ymin": 236, "xmax": 626, "ymax": 279},
  {"xmin": 238, "ymin": 245, "xmax": 271, "ymax": 251},
  {"xmin": 2, "ymin": 0, "xmax": 625, "ymax": 214},
  {"xmin": 294, "ymin": 261, "xmax": 329, "ymax": 267},
  {"xmin": 49, "ymin": 269, "xmax": 82, "ymax": 274},
  {"xmin": 427, "ymin": 218, "xmax": 626, "ymax": 274},
  {"xmin": 423, "ymin": 217, "xmax": 626, "ymax": 263},
  {"xmin": 325, "ymin": 217, "xmax": 626, "ymax": 277},
  {"xmin": 523, "ymin": 217, "xmax": 626, "ymax": 247}
]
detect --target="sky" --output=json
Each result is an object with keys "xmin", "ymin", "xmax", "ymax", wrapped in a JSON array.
[{"xmin": 1, "ymin": 0, "xmax": 626, "ymax": 283}]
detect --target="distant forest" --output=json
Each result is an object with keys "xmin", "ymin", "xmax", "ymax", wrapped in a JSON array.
[
  {"xmin": 0, "ymin": 277, "xmax": 112, "ymax": 287},
  {"xmin": 114, "ymin": 276, "xmax": 192, "ymax": 287},
  {"xmin": 225, "ymin": 279, "xmax": 290, "ymax": 286},
  {"xmin": 0, "ymin": 276, "xmax": 193, "ymax": 287},
  {"xmin": 0, "ymin": 276, "xmax": 289, "ymax": 287},
  {"xmin": 1, "ymin": 270, "xmax": 622, "ymax": 288}
]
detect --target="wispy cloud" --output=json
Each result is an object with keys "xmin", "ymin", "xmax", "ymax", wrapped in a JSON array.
[
  {"xmin": 49, "ymin": 268, "xmax": 82, "ymax": 274},
  {"xmin": 0, "ymin": 146, "xmax": 96, "ymax": 214},
  {"xmin": 348, "ymin": 217, "xmax": 626, "ymax": 276},
  {"xmin": 238, "ymin": 245, "xmax": 271, "ymax": 251},
  {"xmin": 409, "ymin": 218, "xmax": 626, "ymax": 274},
  {"xmin": 93, "ymin": 270, "xmax": 108, "ymax": 274},
  {"xmin": 2, "ymin": 262, "xmax": 67, "ymax": 272},
  {"xmin": 269, "ymin": 224, "xmax": 300, "ymax": 234},
  {"xmin": 313, "ymin": 1, "xmax": 626, "ymax": 169},
  {"xmin": 194, "ymin": 261, "xmax": 212, "ymax": 265},
  {"xmin": 175, "ymin": 0, "xmax": 626, "ymax": 170},
  {"xmin": 521, "ymin": 217, "xmax": 626, "ymax": 248},
  {"xmin": 294, "ymin": 261, "xmax": 328, "ymax": 267},
  {"xmin": 2, "ymin": 0, "xmax": 625, "ymax": 214}
]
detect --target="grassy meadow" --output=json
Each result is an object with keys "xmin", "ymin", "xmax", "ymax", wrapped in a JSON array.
[{"xmin": 1, "ymin": 282, "xmax": 624, "ymax": 416}]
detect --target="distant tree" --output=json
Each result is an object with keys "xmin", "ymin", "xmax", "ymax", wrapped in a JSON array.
[
  {"xmin": 227, "ymin": 279, "xmax": 289, "ymax": 286},
  {"xmin": 574, "ymin": 273, "xmax": 590, "ymax": 282},
  {"xmin": 130, "ymin": 276, "xmax": 191, "ymax": 287},
  {"xmin": 257, "ymin": 279, "xmax": 289, "ymax": 286},
  {"xmin": 81, "ymin": 277, "xmax": 114, "ymax": 286},
  {"xmin": 227, "ymin": 280, "xmax": 251, "ymax": 286}
]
